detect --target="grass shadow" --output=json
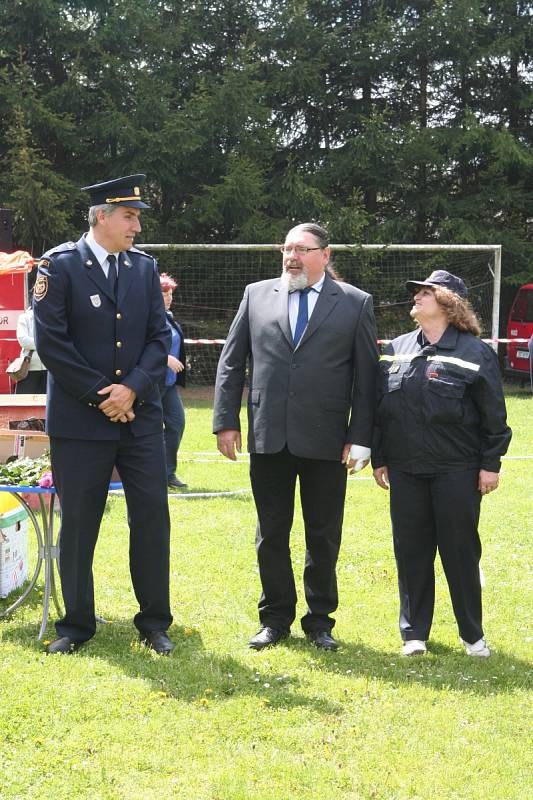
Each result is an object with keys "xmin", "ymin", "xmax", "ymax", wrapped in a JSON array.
[
  {"xmin": 298, "ymin": 636, "xmax": 533, "ymax": 696},
  {"xmin": 1, "ymin": 619, "xmax": 341, "ymax": 715}
]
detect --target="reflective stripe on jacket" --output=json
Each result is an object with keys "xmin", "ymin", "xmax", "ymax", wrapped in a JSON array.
[{"xmin": 372, "ymin": 326, "xmax": 512, "ymax": 474}]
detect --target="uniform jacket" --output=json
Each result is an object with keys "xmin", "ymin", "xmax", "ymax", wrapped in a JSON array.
[
  {"xmin": 372, "ymin": 326, "xmax": 512, "ymax": 473},
  {"xmin": 33, "ymin": 235, "xmax": 170, "ymax": 439},
  {"xmin": 165, "ymin": 312, "xmax": 186, "ymax": 388},
  {"xmin": 213, "ymin": 271, "xmax": 378, "ymax": 461}
]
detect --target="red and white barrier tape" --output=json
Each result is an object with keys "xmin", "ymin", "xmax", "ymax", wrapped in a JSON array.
[
  {"xmin": 184, "ymin": 338, "xmax": 227, "ymax": 345},
  {"xmin": 184, "ymin": 337, "xmax": 531, "ymax": 345}
]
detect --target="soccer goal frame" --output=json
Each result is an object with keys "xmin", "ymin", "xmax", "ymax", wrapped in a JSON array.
[{"xmin": 141, "ymin": 242, "xmax": 502, "ymax": 344}]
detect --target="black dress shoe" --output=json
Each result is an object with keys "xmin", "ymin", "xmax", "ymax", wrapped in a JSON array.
[
  {"xmin": 46, "ymin": 636, "xmax": 84, "ymax": 654},
  {"xmin": 306, "ymin": 630, "xmax": 338, "ymax": 651},
  {"xmin": 248, "ymin": 626, "xmax": 289, "ymax": 650},
  {"xmin": 168, "ymin": 477, "xmax": 187, "ymax": 489},
  {"xmin": 139, "ymin": 630, "xmax": 175, "ymax": 655}
]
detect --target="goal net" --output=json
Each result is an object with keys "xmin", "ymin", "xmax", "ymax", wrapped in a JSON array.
[{"xmin": 140, "ymin": 243, "xmax": 501, "ymax": 385}]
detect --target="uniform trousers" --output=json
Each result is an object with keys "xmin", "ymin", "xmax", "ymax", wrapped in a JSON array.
[
  {"xmin": 160, "ymin": 384, "xmax": 185, "ymax": 481},
  {"xmin": 388, "ymin": 467, "xmax": 483, "ymax": 644},
  {"xmin": 250, "ymin": 446, "xmax": 347, "ymax": 633},
  {"xmin": 50, "ymin": 428, "xmax": 172, "ymax": 643}
]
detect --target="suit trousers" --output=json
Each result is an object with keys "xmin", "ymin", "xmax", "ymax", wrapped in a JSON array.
[
  {"xmin": 250, "ymin": 446, "xmax": 347, "ymax": 633},
  {"xmin": 388, "ymin": 467, "xmax": 483, "ymax": 644},
  {"xmin": 50, "ymin": 428, "xmax": 172, "ymax": 643}
]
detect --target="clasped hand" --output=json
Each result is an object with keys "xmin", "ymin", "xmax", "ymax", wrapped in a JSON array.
[{"xmin": 98, "ymin": 384, "xmax": 137, "ymax": 423}]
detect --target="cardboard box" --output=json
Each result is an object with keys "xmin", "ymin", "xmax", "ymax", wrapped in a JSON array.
[
  {"xmin": 0, "ymin": 429, "xmax": 49, "ymax": 463},
  {"xmin": 0, "ymin": 504, "xmax": 28, "ymax": 598}
]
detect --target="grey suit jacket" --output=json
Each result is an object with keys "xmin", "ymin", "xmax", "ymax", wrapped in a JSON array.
[{"xmin": 213, "ymin": 272, "xmax": 378, "ymax": 461}]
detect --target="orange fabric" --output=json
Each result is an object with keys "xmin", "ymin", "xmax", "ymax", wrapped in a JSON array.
[{"xmin": 0, "ymin": 250, "xmax": 35, "ymax": 274}]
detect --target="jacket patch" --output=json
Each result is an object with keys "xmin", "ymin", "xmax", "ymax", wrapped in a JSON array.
[{"xmin": 33, "ymin": 274, "xmax": 48, "ymax": 301}]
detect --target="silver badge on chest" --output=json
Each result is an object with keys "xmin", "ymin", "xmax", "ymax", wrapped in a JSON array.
[{"xmin": 90, "ymin": 294, "xmax": 102, "ymax": 308}]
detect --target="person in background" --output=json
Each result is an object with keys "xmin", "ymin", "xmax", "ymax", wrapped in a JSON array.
[
  {"xmin": 33, "ymin": 174, "xmax": 175, "ymax": 656},
  {"xmin": 214, "ymin": 222, "xmax": 378, "ymax": 651},
  {"xmin": 372, "ymin": 270, "xmax": 512, "ymax": 658},
  {"xmin": 14, "ymin": 302, "xmax": 47, "ymax": 394},
  {"xmin": 159, "ymin": 273, "xmax": 187, "ymax": 489}
]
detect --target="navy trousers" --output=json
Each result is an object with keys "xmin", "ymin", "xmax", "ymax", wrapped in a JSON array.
[
  {"xmin": 160, "ymin": 384, "xmax": 185, "ymax": 480},
  {"xmin": 50, "ymin": 428, "xmax": 172, "ymax": 642},
  {"xmin": 250, "ymin": 446, "xmax": 347, "ymax": 633},
  {"xmin": 388, "ymin": 467, "xmax": 483, "ymax": 644}
]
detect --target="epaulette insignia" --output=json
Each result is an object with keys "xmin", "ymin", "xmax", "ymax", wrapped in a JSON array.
[
  {"xmin": 33, "ymin": 274, "xmax": 48, "ymax": 302},
  {"xmin": 37, "ymin": 258, "xmax": 50, "ymax": 271},
  {"xmin": 42, "ymin": 241, "xmax": 77, "ymax": 258}
]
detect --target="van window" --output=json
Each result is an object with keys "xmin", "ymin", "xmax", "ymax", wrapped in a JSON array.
[{"xmin": 510, "ymin": 289, "xmax": 533, "ymax": 323}]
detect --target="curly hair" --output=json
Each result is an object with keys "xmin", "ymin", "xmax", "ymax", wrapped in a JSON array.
[
  {"xmin": 433, "ymin": 286, "xmax": 481, "ymax": 336},
  {"xmin": 159, "ymin": 272, "xmax": 177, "ymax": 292}
]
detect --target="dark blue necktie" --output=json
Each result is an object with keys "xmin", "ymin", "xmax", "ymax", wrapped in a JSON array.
[
  {"xmin": 107, "ymin": 254, "xmax": 117, "ymax": 298},
  {"xmin": 293, "ymin": 287, "xmax": 312, "ymax": 346}
]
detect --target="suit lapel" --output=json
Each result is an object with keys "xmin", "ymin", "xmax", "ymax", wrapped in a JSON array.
[
  {"xmin": 297, "ymin": 272, "xmax": 340, "ymax": 349},
  {"xmin": 77, "ymin": 236, "xmax": 134, "ymax": 304},
  {"xmin": 273, "ymin": 279, "xmax": 293, "ymax": 347},
  {"xmin": 117, "ymin": 252, "xmax": 134, "ymax": 304},
  {"xmin": 77, "ymin": 236, "xmax": 115, "ymax": 302}
]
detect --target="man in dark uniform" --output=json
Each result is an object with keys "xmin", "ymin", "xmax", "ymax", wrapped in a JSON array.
[{"xmin": 33, "ymin": 174, "xmax": 175, "ymax": 655}]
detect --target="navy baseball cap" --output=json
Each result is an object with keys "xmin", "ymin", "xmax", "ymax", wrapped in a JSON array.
[
  {"xmin": 81, "ymin": 174, "xmax": 150, "ymax": 208},
  {"xmin": 406, "ymin": 270, "xmax": 468, "ymax": 298}
]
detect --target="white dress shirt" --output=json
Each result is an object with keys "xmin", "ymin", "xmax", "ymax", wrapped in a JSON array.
[
  {"xmin": 288, "ymin": 272, "xmax": 325, "ymax": 338},
  {"xmin": 86, "ymin": 230, "xmax": 120, "ymax": 278}
]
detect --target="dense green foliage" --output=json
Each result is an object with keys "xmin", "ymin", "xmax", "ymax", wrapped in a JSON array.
[{"xmin": 0, "ymin": 1, "xmax": 531, "ymax": 285}]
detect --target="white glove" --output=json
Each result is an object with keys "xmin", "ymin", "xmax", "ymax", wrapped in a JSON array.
[{"xmin": 348, "ymin": 445, "xmax": 371, "ymax": 472}]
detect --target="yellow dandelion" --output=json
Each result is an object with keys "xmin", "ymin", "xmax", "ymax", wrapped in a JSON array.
[{"xmin": 199, "ymin": 698, "xmax": 209, "ymax": 707}]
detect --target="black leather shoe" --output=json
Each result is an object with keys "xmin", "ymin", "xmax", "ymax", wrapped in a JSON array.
[
  {"xmin": 139, "ymin": 630, "xmax": 175, "ymax": 655},
  {"xmin": 168, "ymin": 477, "xmax": 187, "ymax": 489},
  {"xmin": 306, "ymin": 630, "xmax": 338, "ymax": 651},
  {"xmin": 248, "ymin": 626, "xmax": 289, "ymax": 650},
  {"xmin": 46, "ymin": 636, "xmax": 84, "ymax": 654}
]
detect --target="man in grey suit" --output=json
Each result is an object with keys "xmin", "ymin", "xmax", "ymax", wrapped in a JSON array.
[{"xmin": 213, "ymin": 223, "xmax": 378, "ymax": 650}]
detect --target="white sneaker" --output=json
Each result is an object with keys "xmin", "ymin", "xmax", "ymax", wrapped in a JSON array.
[
  {"xmin": 402, "ymin": 639, "xmax": 427, "ymax": 656},
  {"xmin": 462, "ymin": 637, "xmax": 491, "ymax": 657}
]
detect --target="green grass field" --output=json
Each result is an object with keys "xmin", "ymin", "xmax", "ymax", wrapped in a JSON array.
[{"xmin": 1, "ymin": 386, "xmax": 531, "ymax": 800}]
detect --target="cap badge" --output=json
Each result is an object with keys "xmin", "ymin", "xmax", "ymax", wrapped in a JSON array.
[{"xmin": 134, "ymin": 187, "xmax": 140, "ymax": 196}]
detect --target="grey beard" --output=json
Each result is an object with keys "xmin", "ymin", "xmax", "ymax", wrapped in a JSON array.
[{"xmin": 280, "ymin": 268, "xmax": 308, "ymax": 292}]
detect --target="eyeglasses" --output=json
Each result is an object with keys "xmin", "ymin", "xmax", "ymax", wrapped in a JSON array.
[{"xmin": 280, "ymin": 246, "xmax": 324, "ymax": 255}]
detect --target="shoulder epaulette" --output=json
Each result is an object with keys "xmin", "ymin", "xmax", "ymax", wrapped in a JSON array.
[
  {"xmin": 41, "ymin": 241, "xmax": 77, "ymax": 259},
  {"xmin": 129, "ymin": 245, "xmax": 155, "ymax": 261}
]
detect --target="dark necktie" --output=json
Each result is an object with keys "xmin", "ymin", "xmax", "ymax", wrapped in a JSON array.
[
  {"xmin": 107, "ymin": 254, "xmax": 117, "ymax": 298},
  {"xmin": 293, "ymin": 287, "xmax": 312, "ymax": 346}
]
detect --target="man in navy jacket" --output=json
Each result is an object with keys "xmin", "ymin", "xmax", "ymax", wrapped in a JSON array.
[{"xmin": 34, "ymin": 174, "xmax": 174, "ymax": 655}]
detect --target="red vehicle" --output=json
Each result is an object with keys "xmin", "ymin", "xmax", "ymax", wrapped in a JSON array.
[{"xmin": 505, "ymin": 283, "xmax": 533, "ymax": 384}]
